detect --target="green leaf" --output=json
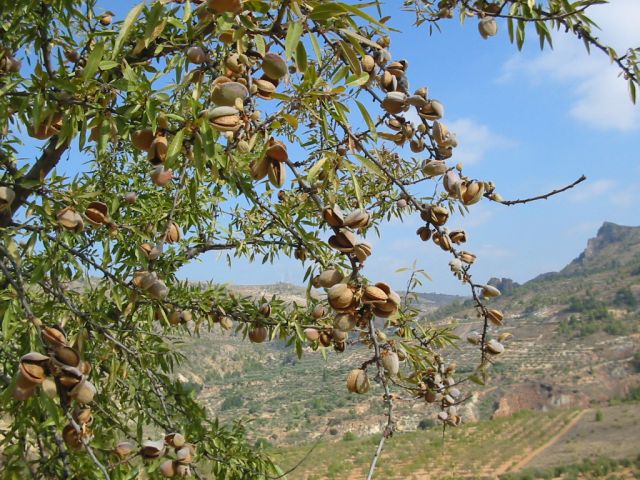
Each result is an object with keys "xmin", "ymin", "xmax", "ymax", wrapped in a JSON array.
[
  {"xmin": 83, "ymin": 42, "xmax": 105, "ymax": 81},
  {"xmin": 339, "ymin": 28, "xmax": 382, "ymax": 50},
  {"xmin": 99, "ymin": 60, "xmax": 120, "ymax": 70},
  {"xmin": 112, "ymin": 2, "xmax": 145, "ymax": 59},
  {"xmin": 310, "ymin": 3, "xmax": 347, "ymax": 21},
  {"xmin": 469, "ymin": 374, "xmax": 485, "ymax": 386},
  {"xmin": 295, "ymin": 41, "xmax": 308, "ymax": 73},
  {"xmin": 356, "ymin": 100, "xmax": 377, "ymax": 141},
  {"xmin": 254, "ymin": 34, "xmax": 266, "ymax": 57},
  {"xmin": 337, "ymin": 40, "xmax": 362, "ymax": 76},
  {"xmin": 165, "ymin": 128, "xmax": 185, "ymax": 168},
  {"xmin": 341, "ymin": 3, "xmax": 391, "ymax": 30},
  {"xmin": 282, "ymin": 113, "xmax": 299, "ymax": 130},
  {"xmin": 285, "ymin": 20, "xmax": 304, "ymax": 61},
  {"xmin": 345, "ymin": 72, "xmax": 370, "ymax": 87},
  {"xmin": 350, "ymin": 170, "xmax": 364, "ymax": 209},
  {"xmin": 419, "ymin": 270, "xmax": 433, "ymax": 281},
  {"xmin": 309, "ymin": 31, "xmax": 323, "ymax": 62},
  {"xmin": 354, "ymin": 153, "xmax": 384, "ymax": 177},
  {"xmin": 629, "ymin": 79, "xmax": 637, "ymax": 104},
  {"xmin": 307, "ymin": 157, "xmax": 327, "ymax": 183}
]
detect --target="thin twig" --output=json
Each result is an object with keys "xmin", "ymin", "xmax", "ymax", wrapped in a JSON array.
[{"xmin": 496, "ymin": 175, "xmax": 586, "ymax": 206}]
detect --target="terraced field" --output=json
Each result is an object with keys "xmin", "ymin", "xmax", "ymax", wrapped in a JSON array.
[{"xmin": 272, "ymin": 408, "xmax": 583, "ymax": 479}]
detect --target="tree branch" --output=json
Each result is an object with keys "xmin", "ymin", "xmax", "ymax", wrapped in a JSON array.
[
  {"xmin": 495, "ymin": 175, "xmax": 586, "ymax": 206},
  {"xmin": 0, "ymin": 136, "xmax": 68, "ymax": 227}
]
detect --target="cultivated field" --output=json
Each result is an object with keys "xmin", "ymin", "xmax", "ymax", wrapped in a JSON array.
[{"xmin": 271, "ymin": 403, "xmax": 640, "ymax": 479}]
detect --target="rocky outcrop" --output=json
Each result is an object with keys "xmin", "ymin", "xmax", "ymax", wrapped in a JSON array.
[
  {"xmin": 488, "ymin": 277, "xmax": 519, "ymax": 295},
  {"xmin": 570, "ymin": 222, "xmax": 640, "ymax": 266},
  {"xmin": 492, "ymin": 383, "xmax": 589, "ymax": 418}
]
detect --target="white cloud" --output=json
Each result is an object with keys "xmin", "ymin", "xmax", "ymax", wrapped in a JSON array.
[
  {"xmin": 447, "ymin": 118, "xmax": 515, "ymax": 165},
  {"xmin": 610, "ymin": 187, "xmax": 640, "ymax": 208},
  {"xmin": 569, "ymin": 179, "xmax": 615, "ymax": 202},
  {"xmin": 404, "ymin": 109, "xmax": 515, "ymax": 165},
  {"xmin": 499, "ymin": 0, "xmax": 640, "ymax": 131}
]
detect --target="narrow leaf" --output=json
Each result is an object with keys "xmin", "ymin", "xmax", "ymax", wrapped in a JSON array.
[
  {"xmin": 112, "ymin": 2, "xmax": 145, "ymax": 59},
  {"xmin": 165, "ymin": 128, "xmax": 185, "ymax": 168},
  {"xmin": 350, "ymin": 171, "xmax": 364, "ymax": 209},
  {"xmin": 285, "ymin": 21, "xmax": 304, "ymax": 61},
  {"xmin": 83, "ymin": 42, "xmax": 105, "ymax": 81}
]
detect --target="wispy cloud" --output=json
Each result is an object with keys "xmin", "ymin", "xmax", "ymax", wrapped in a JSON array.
[
  {"xmin": 447, "ymin": 118, "xmax": 515, "ymax": 165},
  {"xmin": 610, "ymin": 187, "xmax": 640, "ymax": 208},
  {"xmin": 498, "ymin": 0, "xmax": 640, "ymax": 131},
  {"xmin": 404, "ymin": 108, "xmax": 515, "ymax": 165},
  {"xmin": 569, "ymin": 179, "xmax": 616, "ymax": 203}
]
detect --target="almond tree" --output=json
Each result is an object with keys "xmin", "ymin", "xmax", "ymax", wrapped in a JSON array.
[{"xmin": 0, "ymin": 0, "xmax": 637, "ymax": 478}]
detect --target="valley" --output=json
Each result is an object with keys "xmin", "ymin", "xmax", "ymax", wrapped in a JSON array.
[{"xmin": 177, "ymin": 222, "xmax": 640, "ymax": 477}]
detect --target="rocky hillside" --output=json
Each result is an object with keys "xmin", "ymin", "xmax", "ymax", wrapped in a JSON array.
[
  {"xmin": 436, "ymin": 222, "xmax": 640, "ymax": 418},
  {"xmin": 177, "ymin": 222, "xmax": 640, "ymax": 446}
]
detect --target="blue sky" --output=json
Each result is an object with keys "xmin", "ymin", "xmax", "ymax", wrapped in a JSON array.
[{"xmin": 23, "ymin": 1, "xmax": 640, "ymax": 295}]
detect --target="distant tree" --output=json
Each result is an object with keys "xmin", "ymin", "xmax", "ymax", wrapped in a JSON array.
[
  {"xmin": 614, "ymin": 288, "xmax": 638, "ymax": 309},
  {"xmin": 0, "ymin": 0, "xmax": 638, "ymax": 478}
]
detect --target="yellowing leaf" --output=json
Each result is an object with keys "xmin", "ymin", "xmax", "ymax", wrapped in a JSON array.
[{"xmin": 307, "ymin": 157, "xmax": 327, "ymax": 183}]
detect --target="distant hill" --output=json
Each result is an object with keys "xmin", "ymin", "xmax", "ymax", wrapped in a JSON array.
[
  {"xmin": 177, "ymin": 222, "xmax": 640, "ymax": 446},
  {"xmin": 228, "ymin": 282, "xmax": 465, "ymax": 311},
  {"xmin": 435, "ymin": 222, "xmax": 640, "ymax": 418}
]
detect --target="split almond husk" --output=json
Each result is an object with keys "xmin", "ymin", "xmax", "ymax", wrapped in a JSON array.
[
  {"xmin": 458, "ymin": 251, "xmax": 476, "ymax": 264},
  {"xmin": 85, "ymin": 201, "xmax": 109, "ymax": 226},
  {"xmin": 165, "ymin": 433, "xmax": 186, "ymax": 448},
  {"xmin": 486, "ymin": 309, "xmax": 504, "ymax": 326},
  {"xmin": 328, "ymin": 229, "xmax": 357, "ymax": 253},
  {"xmin": 57, "ymin": 207, "xmax": 84, "ymax": 232},
  {"xmin": 449, "ymin": 230, "xmax": 467, "ymax": 244},
  {"xmin": 54, "ymin": 346, "xmax": 80, "ymax": 368},
  {"xmin": 419, "ymin": 100, "xmax": 444, "ymax": 120},
  {"xmin": 381, "ymin": 91, "xmax": 407, "ymax": 114},
  {"xmin": 343, "ymin": 210, "xmax": 369, "ymax": 229},
  {"xmin": 63, "ymin": 424, "xmax": 83, "ymax": 450},
  {"xmin": 165, "ymin": 222, "xmax": 181, "ymax": 243},
  {"xmin": 461, "ymin": 181, "xmax": 485, "ymax": 205},
  {"xmin": 254, "ymin": 78, "xmax": 276, "ymax": 100},
  {"xmin": 362, "ymin": 285, "xmax": 388, "ymax": 304},
  {"xmin": 346, "ymin": 368, "xmax": 370, "ymax": 394},
  {"xmin": 354, "ymin": 242, "xmax": 373, "ymax": 263},
  {"xmin": 312, "ymin": 304, "xmax": 326, "ymax": 319},
  {"xmin": 141, "ymin": 439, "xmax": 166, "ymax": 459},
  {"xmin": 322, "ymin": 206, "xmax": 345, "ymax": 227},
  {"xmin": 114, "ymin": 441, "xmax": 136, "ymax": 459},
  {"xmin": 422, "ymin": 159, "xmax": 448, "ymax": 178},
  {"xmin": 267, "ymin": 160, "xmax": 285, "ymax": 188}
]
